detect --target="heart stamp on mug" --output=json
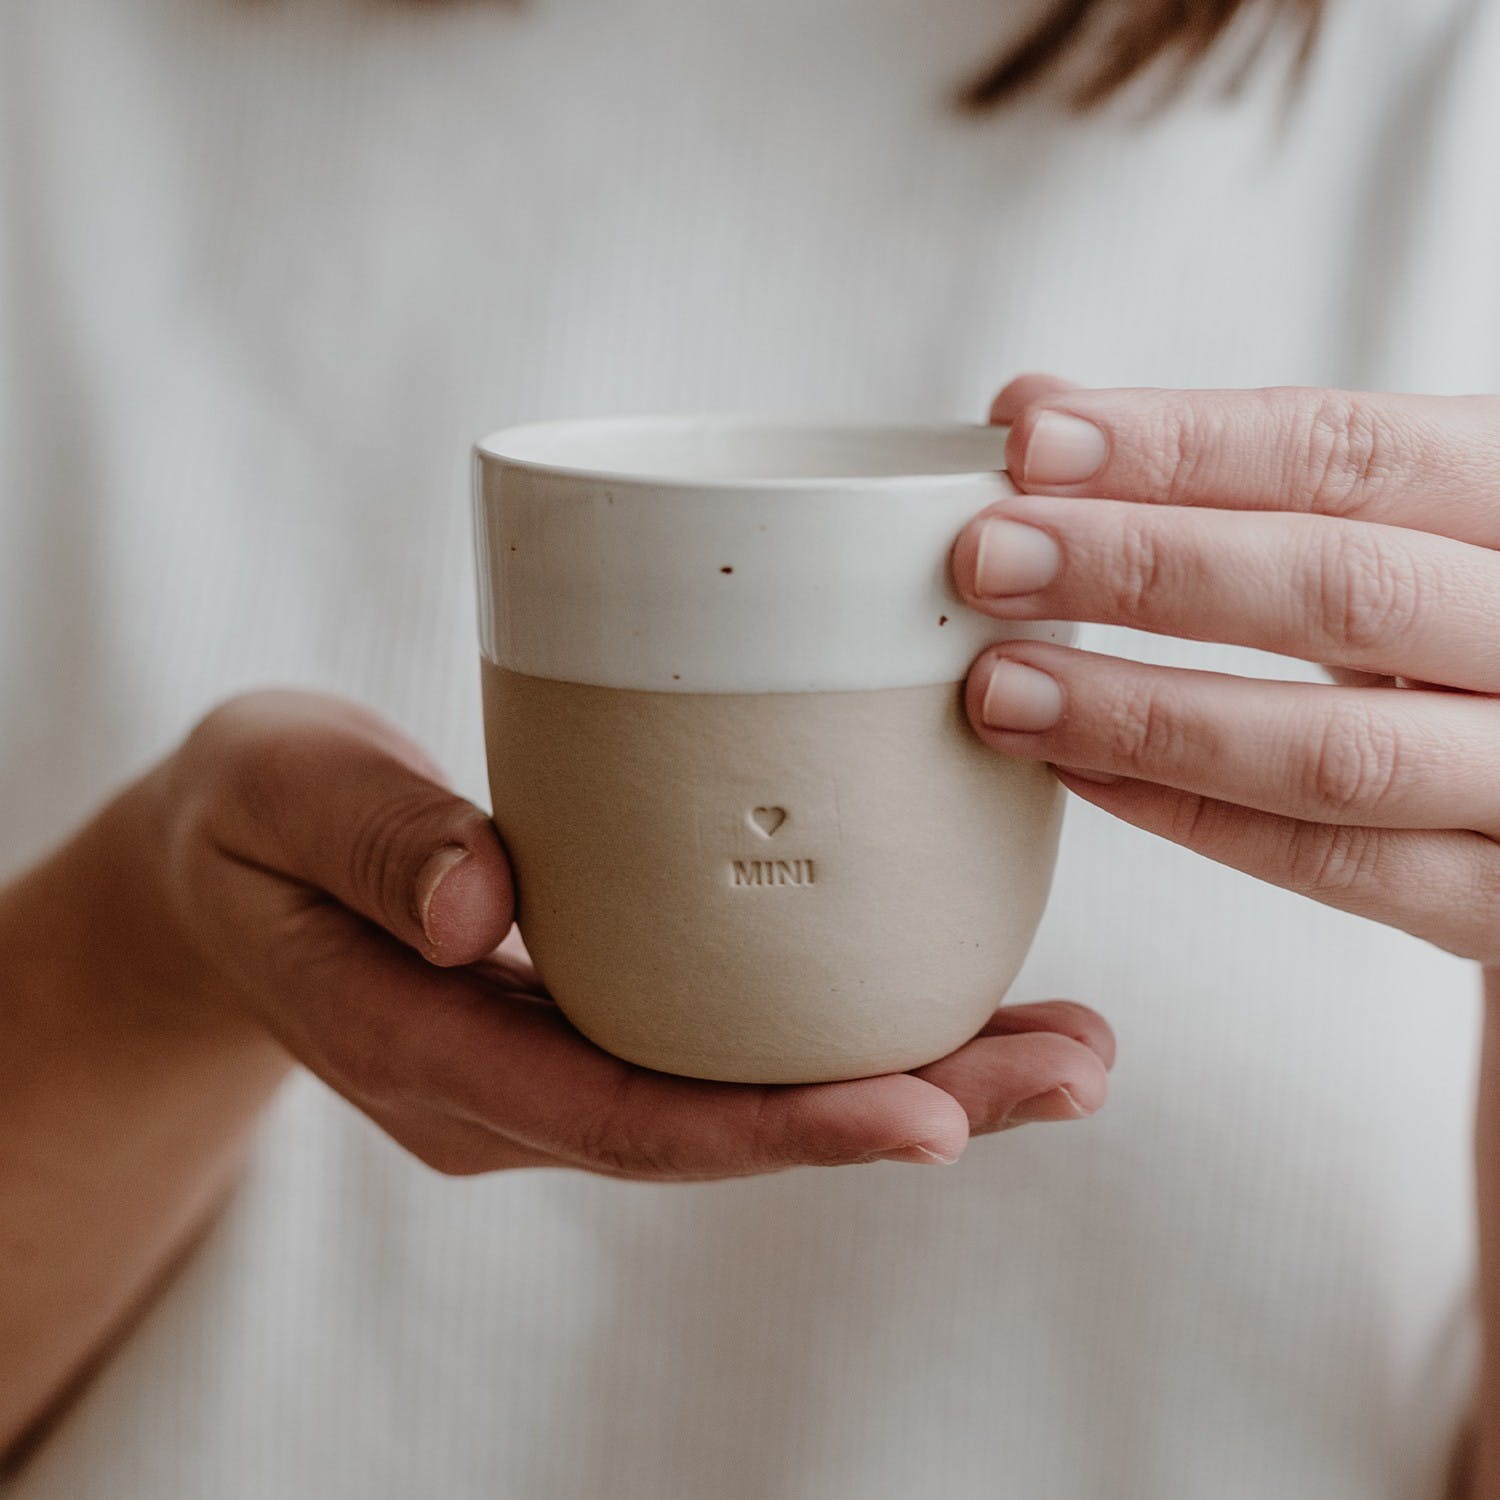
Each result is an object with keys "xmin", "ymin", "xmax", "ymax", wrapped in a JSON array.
[{"xmin": 750, "ymin": 806, "xmax": 786, "ymax": 837}]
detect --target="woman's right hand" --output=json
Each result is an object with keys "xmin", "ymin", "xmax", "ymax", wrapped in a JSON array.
[{"xmin": 113, "ymin": 690, "xmax": 1113, "ymax": 1179}]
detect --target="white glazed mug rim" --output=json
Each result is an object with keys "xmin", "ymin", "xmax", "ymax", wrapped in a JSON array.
[
  {"xmin": 476, "ymin": 412, "xmax": 1016, "ymax": 493},
  {"xmin": 473, "ymin": 413, "xmax": 1073, "ymax": 695}
]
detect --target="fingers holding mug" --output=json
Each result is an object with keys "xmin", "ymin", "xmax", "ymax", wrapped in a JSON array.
[{"xmin": 964, "ymin": 643, "xmax": 1500, "ymax": 837}]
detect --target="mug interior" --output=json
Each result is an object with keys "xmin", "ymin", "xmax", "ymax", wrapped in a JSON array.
[{"xmin": 480, "ymin": 415, "xmax": 1009, "ymax": 485}]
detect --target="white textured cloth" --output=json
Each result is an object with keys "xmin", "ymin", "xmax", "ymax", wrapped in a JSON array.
[{"xmin": 1, "ymin": 0, "xmax": 1495, "ymax": 1494}]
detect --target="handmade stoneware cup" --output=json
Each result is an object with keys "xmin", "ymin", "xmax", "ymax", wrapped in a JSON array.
[{"xmin": 473, "ymin": 416, "xmax": 1073, "ymax": 1084}]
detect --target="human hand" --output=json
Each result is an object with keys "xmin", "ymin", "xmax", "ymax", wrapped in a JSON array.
[
  {"xmin": 952, "ymin": 375, "xmax": 1500, "ymax": 965},
  {"xmin": 122, "ymin": 690, "xmax": 1112, "ymax": 1179}
]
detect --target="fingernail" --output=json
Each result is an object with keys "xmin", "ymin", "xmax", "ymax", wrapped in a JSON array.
[
  {"xmin": 980, "ymin": 660, "xmax": 1063, "ymax": 733},
  {"xmin": 1001, "ymin": 1086, "xmax": 1088, "ymax": 1128},
  {"xmin": 1054, "ymin": 765, "xmax": 1122, "ymax": 786},
  {"xmin": 878, "ymin": 1143, "xmax": 961, "ymax": 1165},
  {"xmin": 1023, "ymin": 412, "xmax": 1108, "ymax": 486},
  {"xmin": 973, "ymin": 519, "xmax": 1060, "ymax": 598},
  {"xmin": 415, "ymin": 844, "xmax": 469, "ymax": 942}
]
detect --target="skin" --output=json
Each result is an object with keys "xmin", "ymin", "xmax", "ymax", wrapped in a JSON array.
[
  {"xmin": 952, "ymin": 373, "xmax": 1500, "ymax": 1497},
  {"xmin": 0, "ymin": 690, "xmax": 1111, "ymax": 1468}
]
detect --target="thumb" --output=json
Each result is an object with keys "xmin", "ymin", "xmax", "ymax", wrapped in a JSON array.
[{"xmin": 183, "ymin": 690, "xmax": 514, "ymax": 966}]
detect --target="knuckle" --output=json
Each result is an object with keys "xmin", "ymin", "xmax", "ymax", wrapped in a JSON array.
[
  {"xmin": 619, "ymin": 1133, "xmax": 695, "ymax": 1180},
  {"xmin": 344, "ymin": 791, "xmax": 441, "ymax": 929},
  {"xmin": 1136, "ymin": 403, "xmax": 1212, "ymax": 504},
  {"xmin": 1292, "ymin": 393, "xmax": 1398, "ymax": 513},
  {"xmin": 1106, "ymin": 681, "xmax": 1192, "ymax": 774},
  {"xmin": 569, "ymin": 1076, "xmax": 680, "ymax": 1180},
  {"xmin": 180, "ymin": 697, "xmax": 259, "ymax": 799},
  {"xmin": 1165, "ymin": 790, "xmax": 1220, "ymax": 850},
  {"xmin": 184, "ymin": 690, "xmax": 300, "ymax": 772},
  {"xmin": 179, "ymin": 692, "xmax": 304, "ymax": 847},
  {"xmin": 182, "ymin": 691, "xmax": 266, "ymax": 757},
  {"xmin": 1284, "ymin": 821, "xmax": 1384, "ymax": 899},
  {"xmin": 742, "ymin": 1090, "xmax": 786, "ymax": 1167},
  {"xmin": 745, "ymin": 1091, "xmax": 842, "ymax": 1170},
  {"xmin": 1111, "ymin": 512, "xmax": 1172, "ymax": 616},
  {"xmin": 1308, "ymin": 526, "xmax": 1422, "ymax": 656},
  {"xmin": 576, "ymin": 1128, "xmax": 675, "ymax": 1181},
  {"xmin": 572, "ymin": 1110, "xmax": 634, "ymax": 1175},
  {"xmin": 1307, "ymin": 703, "xmax": 1403, "ymax": 817}
]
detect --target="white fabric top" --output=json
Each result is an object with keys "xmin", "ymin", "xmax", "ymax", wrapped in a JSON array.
[{"xmin": 1, "ymin": 0, "xmax": 1493, "ymax": 1495}]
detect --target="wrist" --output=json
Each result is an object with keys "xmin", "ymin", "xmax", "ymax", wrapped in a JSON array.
[{"xmin": 6, "ymin": 771, "xmax": 280, "ymax": 1060}]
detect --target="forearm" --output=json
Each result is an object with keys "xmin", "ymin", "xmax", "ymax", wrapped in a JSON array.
[{"xmin": 0, "ymin": 788, "xmax": 290, "ymax": 1465}]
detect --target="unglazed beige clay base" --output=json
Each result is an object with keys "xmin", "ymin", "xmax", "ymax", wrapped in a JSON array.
[{"xmin": 483, "ymin": 659, "xmax": 1063, "ymax": 1083}]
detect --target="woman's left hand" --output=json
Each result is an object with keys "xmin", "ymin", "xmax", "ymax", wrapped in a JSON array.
[{"xmin": 952, "ymin": 375, "xmax": 1500, "ymax": 966}]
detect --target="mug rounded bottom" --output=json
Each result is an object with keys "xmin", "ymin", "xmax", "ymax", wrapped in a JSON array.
[{"xmin": 482, "ymin": 660, "xmax": 1064, "ymax": 1085}]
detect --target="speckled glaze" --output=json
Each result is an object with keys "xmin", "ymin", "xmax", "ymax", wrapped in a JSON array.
[{"xmin": 475, "ymin": 415, "xmax": 1071, "ymax": 693}]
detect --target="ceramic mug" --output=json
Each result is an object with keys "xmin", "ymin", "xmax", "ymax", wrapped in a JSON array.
[{"xmin": 473, "ymin": 415, "xmax": 1073, "ymax": 1084}]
